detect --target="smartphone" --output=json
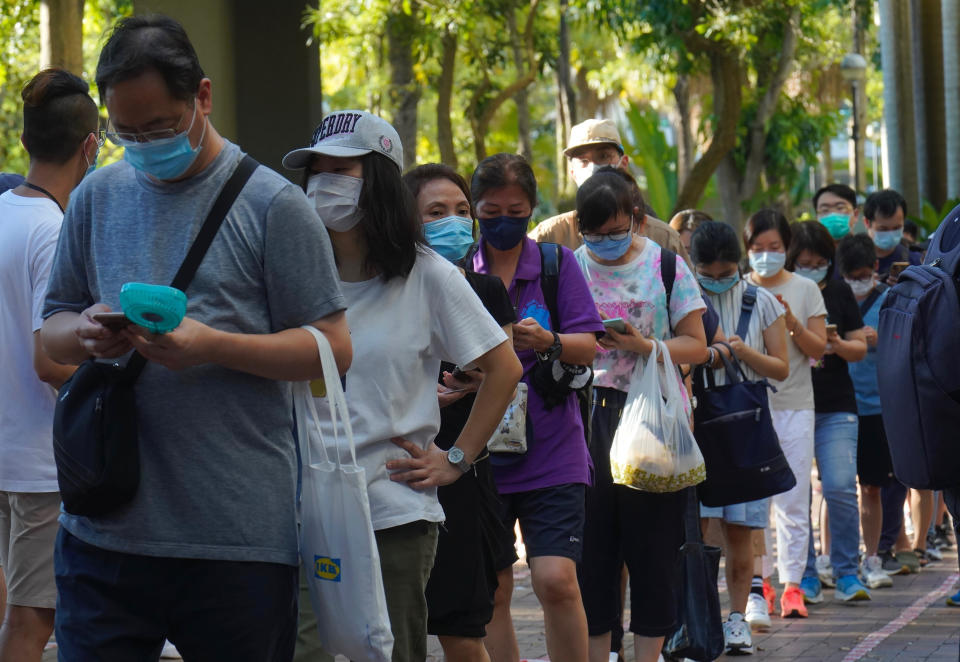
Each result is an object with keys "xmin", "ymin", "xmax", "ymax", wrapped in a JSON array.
[
  {"xmin": 890, "ymin": 261, "xmax": 910, "ymax": 280},
  {"xmin": 826, "ymin": 323, "xmax": 838, "ymax": 335},
  {"xmin": 603, "ymin": 317, "xmax": 627, "ymax": 334},
  {"xmin": 92, "ymin": 312, "xmax": 131, "ymax": 330}
]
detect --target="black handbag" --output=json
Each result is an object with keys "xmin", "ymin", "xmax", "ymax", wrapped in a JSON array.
[
  {"xmin": 53, "ymin": 155, "xmax": 259, "ymax": 517},
  {"xmin": 663, "ymin": 488, "xmax": 725, "ymax": 662}
]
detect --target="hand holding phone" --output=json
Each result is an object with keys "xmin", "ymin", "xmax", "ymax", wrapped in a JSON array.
[
  {"xmin": 602, "ymin": 317, "xmax": 627, "ymax": 334},
  {"xmin": 890, "ymin": 261, "xmax": 909, "ymax": 280},
  {"xmin": 92, "ymin": 312, "xmax": 132, "ymax": 331}
]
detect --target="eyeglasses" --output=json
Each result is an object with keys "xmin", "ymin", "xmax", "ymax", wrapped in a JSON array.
[
  {"xmin": 817, "ymin": 202, "xmax": 854, "ymax": 214},
  {"xmin": 582, "ymin": 218, "xmax": 633, "ymax": 243},
  {"xmin": 104, "ymin": 104, "xmax": 195, "ymax": 146}
]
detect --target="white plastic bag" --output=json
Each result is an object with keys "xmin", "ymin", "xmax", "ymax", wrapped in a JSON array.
[
  {"xmin": 295, "ymin": 325, "xmax": 393, "ymax": 662},
  {"xmin": 609, "ymin": 340, "xmax": 706, "ymax": 493}
]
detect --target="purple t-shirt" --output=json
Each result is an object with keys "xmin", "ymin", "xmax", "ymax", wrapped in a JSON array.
[{"xmin": 473, "ymin": 237, "xmax": 605, "ymax": 494}]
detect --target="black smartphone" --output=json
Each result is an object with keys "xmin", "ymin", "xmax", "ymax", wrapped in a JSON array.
[{"xmin": 92, "ymin": 312, "xmax": 131, "ymax": 331}]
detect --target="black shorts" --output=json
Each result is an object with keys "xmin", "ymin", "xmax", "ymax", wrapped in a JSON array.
[
  {"xmin": 493, "ymin": 483, "xmax": 587, "ymax": 570},
  {"xmin": 857, "ymin": 414, "xmax": 896, "ymax": 487},
  {"xmin": 426, "ymin": 456, "xmax": 511, "ymax": 638},
  {"xmin": 578, "ymin": 387, "xmax": 685, "ymax": 638}
]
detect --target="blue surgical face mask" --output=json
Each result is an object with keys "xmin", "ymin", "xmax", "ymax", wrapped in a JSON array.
[
  {"xmin": 583, "ymin": 232, "xmax": 633, "ymax": 261},
  {"xmin": 872, "ymin": 228, "xmax": 903, "ymax": 251},
  {"xmin": 424, "ymin": 215, "xmax": 475, "ymax": 262},
  {"xmin": 795, "ymin": 264, "xmax": 829, "ymax": 284},
  {"xmin": 121, "ymin": 104, "xmax": 206, "ymax": 180},
  {"xmin": 479, "ymin": 215, "xmax": 530, "ymax": 251},
  {"xmin": 748, "ymin": 251, "xmax": 786, "ymax": 278},
  {"xmin": 697, "ymin": 272, "xmax": 741, "ymax": 294},
  {"xmin": 819, "ymin": 213, "xmax": 851, "ymax": 240}
]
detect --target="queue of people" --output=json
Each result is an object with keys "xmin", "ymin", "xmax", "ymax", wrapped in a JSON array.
[{"xmin": 1, "ymin": 12, "xmax": 957, "ymax": 662}]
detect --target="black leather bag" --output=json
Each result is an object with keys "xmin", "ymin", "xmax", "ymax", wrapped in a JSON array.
[
  {"xmin": 53, "ymin": 155, "xmax": 259, "ymax": 516},
  {"xmin": 663, "ymin": 488, "xmax": 725, "ymax": 662}
]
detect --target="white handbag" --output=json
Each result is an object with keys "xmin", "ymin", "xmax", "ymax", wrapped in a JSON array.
[
  {"xmin": 486, "ymin": 382, "xmax": 529, "ymax": 454},
  {"xmin": 295, "ymin": 325, "xmax": 394, "ymax": 662}
]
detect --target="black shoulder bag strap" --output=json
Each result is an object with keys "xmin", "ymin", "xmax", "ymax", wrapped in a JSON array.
[
  {"xmin": 660, "ymin": 248, "xmax": 677, "ymax": 335},
  {"xmin": 125, "ymin": 154, "xmax": 259, "ymax": 378},
  {"xmin": 736, "ymin": 284, "xmax": 758, "ymax": 339},
  {"xmin": 538, "ymin": 242, "xmax": 562, "ymax": 329},
  {"xmin": 859, "ymin": 283, "xmax": 888, "ymax": 316}
]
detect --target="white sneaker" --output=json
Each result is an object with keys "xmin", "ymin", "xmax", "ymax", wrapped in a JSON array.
[
  {"xmin": 745, "ymin": 592, "xmax": 771, "ymax": 631},
  {"xmin": 724, "ymin": 612, "xmax": 754, "ymax": 655},
  {"xmin": 861, "ymin": 555, "xmax": 894, "ymax": 589},
  {"xmin": 160, "ymin": 641, "xmax": 182, "ymax": 659},
  {"xmin": 815, "ymin": 554, "xmax": 836, "ymax": 587},
  {"xmin": 926, "ymin": 545, "xmax": 944, "ymax": 561}
]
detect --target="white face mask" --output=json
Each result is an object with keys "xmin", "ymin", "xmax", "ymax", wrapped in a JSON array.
[
  {"xmin": 845, "ymin": 276, "xmax": 875, "ymax": 298},
  {"xmin": 307, "ymin": 172, "xmax": 364, "ymax": 232},
  {"xmin": 572, "ymin": 162, "xmax": 599, "ymax": 188}
]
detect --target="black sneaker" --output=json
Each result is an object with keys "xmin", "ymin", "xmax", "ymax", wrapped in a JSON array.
[
  {"xmin": 935, "ymin": 524, "xmax": 954, "ymax": 550},
  {"xmin": 880, "ymin": 549, "xmax": 908, "ymax": 575}
]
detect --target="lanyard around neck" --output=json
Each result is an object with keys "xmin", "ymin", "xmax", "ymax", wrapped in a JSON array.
[{"xmin": 23, "ymin": 182, "xmax": 64, "ymax": 213}]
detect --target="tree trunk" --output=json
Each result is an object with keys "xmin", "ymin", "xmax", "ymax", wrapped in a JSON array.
[
  {"xmin": 943, "ymin": 0, "xmax": 960, "ymax": 198},
  {"xmin": 555, "ymin": 0, "xmax": 576, "ymax": 196},
  {"xmin": 673, "ymin": 74, "xmax": 694, "ymax": 190},
  {"xmin": 386, "ymin": 0, "xmax": 420, "ymax": 170},
  {"xmin": 437, "ymin": 30, "xmax": 458, "ymax": 168},
  {"xmin": 40, "ymin": 0, "xmax": 84, "ymax": 74},
  {"xmin": 672, "ymin": 43, "xmax": 741, "ymax": 214},
  {"xmin": 506, "ymin": 7, "xmax": 533, "ymax": 161}
]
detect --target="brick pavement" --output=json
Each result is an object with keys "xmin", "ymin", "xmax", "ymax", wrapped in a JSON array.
[{"xmin": 423, "ymin": 549, "xmax": 960, "ymax": 661}]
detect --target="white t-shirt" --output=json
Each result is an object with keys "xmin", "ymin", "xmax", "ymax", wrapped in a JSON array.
[
  {"xmin": 0, "ymin": 190, "xmax": 62, "ymax": 492},
  {"xmin": 313, "ymin": 249, "xmax": 507, "ymax": 530},
  {"xmin": 748, "ymin": 272, "xmax": 826, "ymax": 411},
  {"xmin": 706, "ymin": 280, "xmax": 785, "ymax": 383}
]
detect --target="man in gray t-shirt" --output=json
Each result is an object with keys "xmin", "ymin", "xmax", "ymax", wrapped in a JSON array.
[{"xmin": 41, "ymin": 15, "xmax": 350, "ymax": 661}]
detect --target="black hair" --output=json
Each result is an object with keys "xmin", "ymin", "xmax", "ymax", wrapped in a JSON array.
[
  {"xmin": 96, "ymin": 14, "xmax": 205, "ymax": 101},
  {"xmin": 21, "ymin": 68, "xmax": 98, "ymax": 164},
  {"xmin": 470, "ymin": 153, "xmax": 537, "ymax": 210},
  {"xmin": 402, "ymin": 163, "xmax": 475, "ymax": 219},
  {"xmin": 690, "ymin": 221, "xmax": 741, "ymax": 266},
  {"xmin": 670, "ymin": 209, "xmax": 714, "ymax": 234},
  {"xmin": 813, "ymin": 183, "xmax": 857, "ymax": 210},
  {"xmin": 575, "ymin": 166, "xmax": 636, "ymax": 233},
  {"xmin": 786, "ymin": 220, "xmax": 836, "ymax": 279},
  {"xmin": 903, "ymin": 219, "xmax": 919, "ymax": 239},
  {"xmin": 864, "ymin": 189, "xmax": 908, "ymax": 221},
  {"xmin": 837, "ymin": 233, "xmax": 877, "ymax": 275},
  {"xmin": 743, "ymin": 208, "xmax": 792, "ymax": 251},
  {"xmin": 607, "ymin": 167, "xmax": 648, "ymax": 218}
]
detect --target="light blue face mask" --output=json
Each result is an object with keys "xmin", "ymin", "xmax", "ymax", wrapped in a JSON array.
[
  {"xmin": 697, "ymin": 272, "xmax": 740, "ymax": 294},
  {"xmin": 584, "ymin": 232, "xmax": 633, "ymax": 261},
  {"xmin": 872, "ymin": 228, "xmax": 904, "ymax": 251},
  {"xmin": 121, "ymin": 104, "xmax": 206, "ymax": 180},
  {"xmin": 748, "ymin": 251, "xmax": 786, "ymax": 278},
  {"xmin": 795, "ymin": 264, "xmax": 829, "ymax": 284},
  {"xmin": 424, "ymin": 215, "xmax": 475, "ymax": 262}
]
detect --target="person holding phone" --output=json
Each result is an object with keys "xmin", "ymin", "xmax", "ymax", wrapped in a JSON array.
[
  {"xmin": 402, "ymin": 163, "xmax": 517, "ymax": 662},
  {"xmin": 283, "ymin": 113, "xmax": 521, "ymax": 662},
  {"xmin": 690, "ymin": 221, "xmax": 788, "ymax": 654},
  {"xmin": 743, "ymin": 210, "xmax": 827, "ymax": 620},
  {"xmin": 787, "ymin": 221, "xmax": 871, "ymax": 605},
  {"xmin": 467, "ymin": 153, "xmax": 603, "ymax": 662},
  {"xmin": 573, "ymin": 168, "xmax": 707, "ymax": 662}
]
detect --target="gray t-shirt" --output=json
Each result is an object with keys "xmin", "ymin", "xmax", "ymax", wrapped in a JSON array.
[{"xmin": 43, "ymin": 141, "xmax": 345, "ymax": 565}]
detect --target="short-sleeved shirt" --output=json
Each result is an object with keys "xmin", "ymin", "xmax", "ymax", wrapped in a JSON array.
[
  {"xmin": 705, "ymin": 279, "xmax": 785, "ymax": 384},
  {"xmin": 472, "ymin": 237, "xmax": 605, "ymax": 494},
  {"xmin": 812, "ymin": 278, "xmax": 864, "ymax": 413},
  {"xmin": 574, "ymin": 239, "xmax": 706, "ymax": 395},
  {"xmin": 316, "ymin": 250, "xmax": 507, "ymax": 530},
  {"xmin": 43, "ymin": 141, "xmax": 345, "ymax": 566},
  {"xmin": 0, "ymin": 191, "xmax": 62, "ymax": 492},
  {"xmin": 849, "ymin": 288, "xmax": 888, "ymax": 416},
  {"xmin": 747, "ymin": 272, "xmax": 827, "ymax": 411},
  {"xmin": 435, "ymin": 270, "xmax": 514, "ymax": 451}
]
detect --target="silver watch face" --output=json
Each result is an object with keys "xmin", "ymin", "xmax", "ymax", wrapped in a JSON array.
[{"xmin": 448, "ymin": 447, "xmax": 465, "ymax": 464}]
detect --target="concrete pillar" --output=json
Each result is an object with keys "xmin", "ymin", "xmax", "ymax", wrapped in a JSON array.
[{"xmin": 944, "ymin": 0, "xmax": 960, "ymax": 198}]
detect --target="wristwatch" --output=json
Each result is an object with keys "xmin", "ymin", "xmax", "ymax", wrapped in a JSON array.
[
  {"xmin": 536, "ymin": 331, "xmax": 562, "ymax": 362},
  {"xmin": 447, "ymin": 446, "xmax": 472, "ymax": 473}
]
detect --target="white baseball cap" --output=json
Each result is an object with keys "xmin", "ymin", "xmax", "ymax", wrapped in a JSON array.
[
  {"xmin": 282, "ymin": 110, "xmax": 403, "ymax": 171},
  {"xmin": 563, "ymin": 118, "xmax": 623, "ymax": 157}
]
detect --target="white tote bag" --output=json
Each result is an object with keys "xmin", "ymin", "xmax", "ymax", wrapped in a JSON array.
[
  {"xmin": 609, "ymin": 340, "xmax": 706, "ymax": 493},
  {"xmin": 295, "ymin": 325, "xmax": 394, "ymax": 662}
]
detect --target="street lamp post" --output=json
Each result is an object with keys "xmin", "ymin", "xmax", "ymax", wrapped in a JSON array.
[{"xmin": 841, "ymin": 52, "xmax": 868, "ymax": 194}]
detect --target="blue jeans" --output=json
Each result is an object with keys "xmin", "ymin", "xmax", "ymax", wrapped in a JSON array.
[
  {"xmin": 804, "ymin": 412, "xmax": 861, "ymax": 579},
  {"xmin": 55, "ymin": 529, "xmax": 298, "ymax": 661}
]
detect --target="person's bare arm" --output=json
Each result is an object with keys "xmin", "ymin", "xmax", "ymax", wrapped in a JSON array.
[
  {"xmin": 32, "ymin": 332, "xmax": 76, "ymax": 389},
  {"xmin": 723, "ymin": 317, "xmax": 790, "ymax": 381},
  {"xmin": 513, "ymin": 318, "xmax": 597, "ymax": 365}
]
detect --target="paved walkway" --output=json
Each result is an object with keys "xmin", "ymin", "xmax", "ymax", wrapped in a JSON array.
[{"xmin": 424, "ymin": 549, "xmax": 960, "ymax": 661}]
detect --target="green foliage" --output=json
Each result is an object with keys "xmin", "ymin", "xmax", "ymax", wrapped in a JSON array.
[
  {"xmin": 622, "ymin": 104, "xmax": 676, "ymax": 219},
  {"xmin": 910, "ymin": 199, "xmax": 960, "ymax": 236}
]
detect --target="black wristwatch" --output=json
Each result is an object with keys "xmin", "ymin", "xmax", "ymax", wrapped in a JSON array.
[{"xmin": 536, "ymin": 331, "xmax": 562, "ymax": 362}]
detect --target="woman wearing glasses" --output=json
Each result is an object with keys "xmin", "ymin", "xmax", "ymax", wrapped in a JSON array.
[{"xmin": 572, "ymin": 167, "xmax": 708, "ymax": 662}]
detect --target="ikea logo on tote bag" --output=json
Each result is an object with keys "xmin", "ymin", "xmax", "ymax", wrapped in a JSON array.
[{"xmin": 314, "ymin": 556, "xmax": 341, "ymax": 582}]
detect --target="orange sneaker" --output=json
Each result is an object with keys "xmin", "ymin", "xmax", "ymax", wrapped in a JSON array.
[
  {"xmin": 763, "ymin": 579, "xmax": 777, "ymax": 615},
  {"xmin": 781, "ymin": 586, "xmax": 808, "ymax": 618}
]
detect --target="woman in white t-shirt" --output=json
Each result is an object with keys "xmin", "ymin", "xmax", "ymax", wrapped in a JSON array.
[
  {"xmin": 282, "ymin": 110, "xmax": 522, "ymax": 662},
  {"xmin": 573, "ymin": 169, "xmax": 708, "ymax": 662},
  {"xmin": 743, "ymin": 209, "xmax": 827, "ymax": 622},
  {"xmin": 690, "ymin": 221, "xmax": 788, "ymax": 653}
]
